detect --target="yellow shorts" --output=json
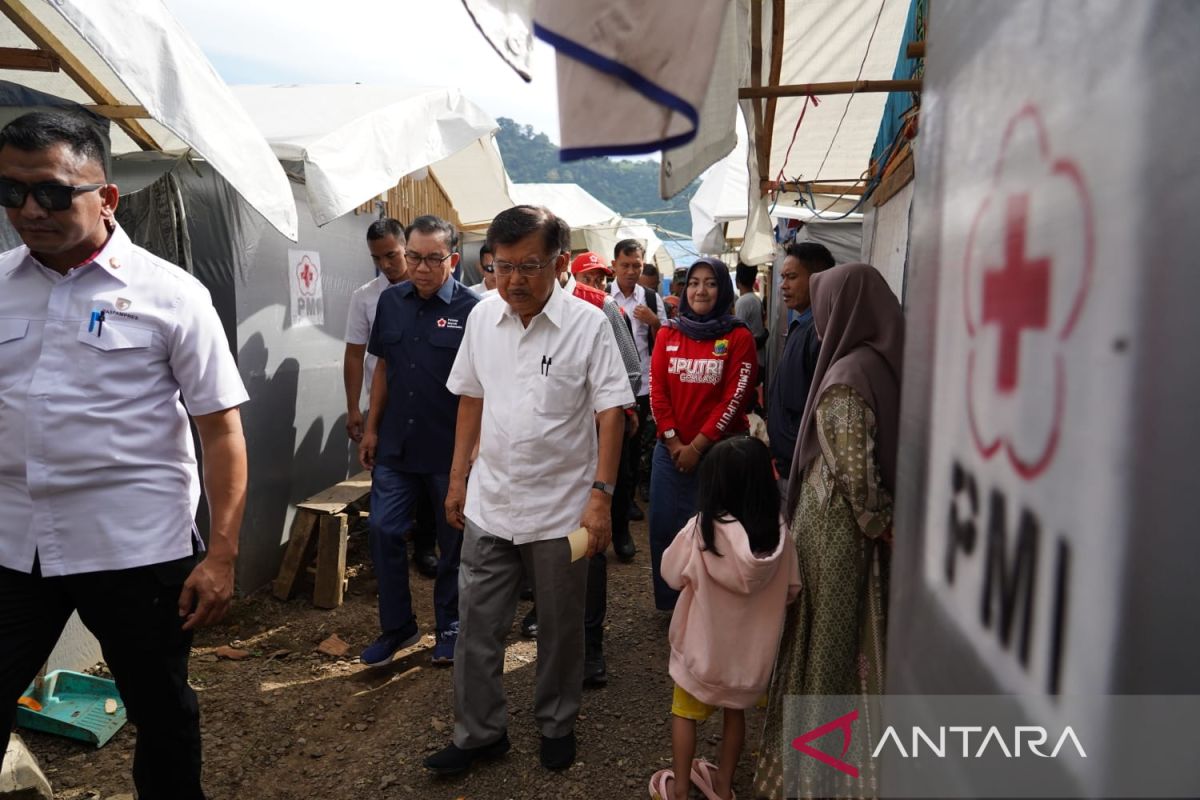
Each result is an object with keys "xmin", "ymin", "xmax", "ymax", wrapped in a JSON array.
[{"xmin": 671, "ymin": 684, "xmax": 769, "ymax": 722}]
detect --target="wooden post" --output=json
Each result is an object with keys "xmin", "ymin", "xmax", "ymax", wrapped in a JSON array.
[
  {"xmin": 312, "ymin": 515, "xmax": 349, "ymax": 609},
  {"xmin": 272, "ymin": 510, "xmax": 319, "ymax": 601}
]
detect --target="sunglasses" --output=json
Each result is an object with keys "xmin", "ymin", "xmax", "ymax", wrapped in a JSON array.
[{"xmin": 0, "ymin": 178, "xmax": 105, "ymax": 211}]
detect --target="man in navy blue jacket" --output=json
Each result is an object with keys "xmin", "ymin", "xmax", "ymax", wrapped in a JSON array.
[{"xmin": 358, "ymin": 215, "xmax": 480, "ymax": 668}]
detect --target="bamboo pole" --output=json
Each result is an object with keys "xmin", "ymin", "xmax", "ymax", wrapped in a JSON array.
[{"xmin": 739, "ymin": 79, "xmax": 922, "ymax": 100}]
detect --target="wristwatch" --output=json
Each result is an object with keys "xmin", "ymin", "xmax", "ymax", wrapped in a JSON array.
[
  {"xmin": 662, "ymin": 429, "xmax": 677, "ymax": 440},
  {"xmin": 592, "ymin": 480, "xmax": 616, "ymax": 496}
]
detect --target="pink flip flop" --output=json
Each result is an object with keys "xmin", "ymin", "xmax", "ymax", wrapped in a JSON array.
[
  {"xmin": 648, "ymin": 768, "xmax": 677, "ymax": 800},
  {"xmin": 690, "ymin": 758, "xmax": 736, "ymax": 800}
]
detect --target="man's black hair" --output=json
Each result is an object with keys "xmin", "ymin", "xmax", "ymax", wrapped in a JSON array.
[
  {"xmin": 735, "ymin": 263, "xmax": 758, "ymax": 289},
  {"xmin": 613, "ymin": 238, "xmax": 645, "ymax": 260},
  {"xmin": 479, "ymin": 243, "xmax": 493, "ymax": 258},
  {"xmin": 486, "ymin": 205, "xmax": 570, "ymax": 256},
  {"xmin": 366, "ymin": 217, "xmax": 405, "ymax": 242},
  {"xmin": 0, "ymin": 110, "xmax": 111, "ymax": 179},
  {"xmin": 642, "ymin": 262, "xmax": 660, "ymax": 278},
  {"xmin": 784, "ymin": 241, "xmax": 836, "ymax": 272},
  {"xmin": 406, "ymin": 215, "xmax": 458, "ymax": 250}
]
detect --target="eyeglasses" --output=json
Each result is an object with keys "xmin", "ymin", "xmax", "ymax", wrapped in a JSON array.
[
  {"xmin": 0, "ymin": 178, "xmax": 105, "ymax": 211},
  {"xmin": 404, "ymin": 251, "xmax": 453, "ymax": 269},
  {"xmin": 493, "ymin": 255, "xmax": 557, "ymax": 277}
]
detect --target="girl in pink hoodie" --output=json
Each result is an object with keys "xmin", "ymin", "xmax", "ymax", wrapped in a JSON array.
[{"xmin": 649, "ymin": 437, "xmax": 801, "ymax": 800}]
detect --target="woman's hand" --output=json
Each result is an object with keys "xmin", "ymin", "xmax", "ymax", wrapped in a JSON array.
[{"xmin": 665, "ymin": 436, "xmax": 686, "ymax": 466}]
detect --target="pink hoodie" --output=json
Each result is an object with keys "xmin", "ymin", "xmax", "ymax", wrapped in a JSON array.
[{"xmin": 662, "ymin": 515, "xmax": 801, "ymax": 709}]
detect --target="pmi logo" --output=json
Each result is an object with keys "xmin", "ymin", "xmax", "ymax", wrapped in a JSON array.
[{"xmin": 791, "ymin": 708, "xmax": 1086, "ymax": 774}]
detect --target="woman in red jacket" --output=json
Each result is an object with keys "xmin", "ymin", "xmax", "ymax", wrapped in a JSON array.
[{"xmin": 648, "ymin": 257, "xmax": 758, "ymax": 610}]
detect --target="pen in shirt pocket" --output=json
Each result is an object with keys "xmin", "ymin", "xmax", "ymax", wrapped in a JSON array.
[{"xmin": 88, "ymin": 309, "xmax": 106, "ymax": 336}]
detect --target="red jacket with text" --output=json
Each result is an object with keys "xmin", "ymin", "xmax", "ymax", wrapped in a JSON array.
[{"xmin": 650, "ymin": 325, "xmax": 757, "ymax": 445}]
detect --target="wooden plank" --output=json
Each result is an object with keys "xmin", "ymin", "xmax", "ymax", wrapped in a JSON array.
[
  {"xmin": 764, "ymin": 180, "xmax": 867, "ymax": 196},
  {"xmin": 749, "ymin": 0, "xmax": 766, "ymax": 188},
  {"xmin": 0, "ymin": 1, "xmax": 159, "ymax": 151},
  {"xmin": 906, "ymin": 41, "xmax": 926, "ymax": 59},
  {"xmin": 873, "ymin": 146, "xmax": 915, "ymax": 208},
  {"xmin": 312, "ymin": 514, "xmax": 349, "ymax": 609},
  {"xmin": 0, "ymin": 46, "xmax": 58, "ymax": 72},
  {"xmin": 739, "ymin": 79, "xmax": 923, "ymax": 100},
  {"xmin": 84, "ymin": 104, "xmax": 150, "ymax": 120},
  {"xmin": 272, "ymin": 510, "xmax": 319, "ymax": 600},
  {"xmin": 759, "ymin": 0, "xmax": 786, "ymax": 190},
  {"xmin": 296, "ymin": 469, "xmax": 372, "ymax": 515}
]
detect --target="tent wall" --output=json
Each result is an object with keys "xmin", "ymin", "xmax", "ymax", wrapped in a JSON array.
[
  {"xmin": 175, "ymin": 166, "xmax": 370, "ymax": 593},
  {"xmin": 860, "ymin": 180, "xmax": 914, "ymax": 302}
]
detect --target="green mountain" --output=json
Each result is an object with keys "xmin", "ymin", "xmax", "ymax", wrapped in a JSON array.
[{"xmin": 494, "ymin": 117, "xmax": 697, "ymax": 244}]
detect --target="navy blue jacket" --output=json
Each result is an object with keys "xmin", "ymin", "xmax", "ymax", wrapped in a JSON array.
[
  {"xmin": 367, "ymin": 278, "xmax": 480, "ymax": 473},
  {"xmin": 767, "ymin": 309, "xmax": 820, "ymax": 474}
]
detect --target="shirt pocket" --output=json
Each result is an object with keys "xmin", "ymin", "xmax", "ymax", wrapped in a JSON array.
[
  {"xmin": 533, "ymin": 363, "xmax": 587, "ymax": 419},
  {"xmin": 0, "ymin": 318, "xmax": 31, "ymax": 391},
  {"xmin": 75, "ymin": 319, "xmax": 157, "ymax": 399}
]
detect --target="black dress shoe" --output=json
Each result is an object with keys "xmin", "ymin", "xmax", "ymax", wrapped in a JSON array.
[
  {"xmin": 583, "ymin": 648, "xmax": 608, "ymax": 688},
  {"xmin": 415, "ymin": 549, "xmax": 439, "ymax": 578},
  {"xmin": 423, "ymin": 733, "xmax": 511, "ymax": 775},
  {"xmin": 627, "ymin": 502, "xmax": 645, "ymax": 522},
  {"xmin": 521, "ymin": 608, "xmax": 538, "ymax": 639},
  {"xmin": 540, "ymin": 731, "xmax": 577, "ymax": 771},
  {"xmin": 613, "ymin": 535, "xmax": 636, "ymax": 563}
]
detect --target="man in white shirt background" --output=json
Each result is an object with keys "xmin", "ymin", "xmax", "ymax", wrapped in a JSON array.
[
  {"xmin": 425, "ymin": 205, "xmax": 632, "ymax": 776},
  {"xmin": 609, "ymin": 239, "xmax": 666, "ymax": 519},
  {"xmin": 343, "ymin": 218, "xmax": 438, "ymax": 578},
  {"xmin": 0, "ymin": 110, "xmax": 248, "ymax": 800},
  {"xmin": 467, "ymin": 242, "xmax": 496, "ymax": 295}
]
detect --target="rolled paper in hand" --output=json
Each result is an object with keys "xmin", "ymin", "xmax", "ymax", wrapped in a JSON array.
[{"xmin": 567, "ymin": 527, "xmax": 589, "ymax": 562}]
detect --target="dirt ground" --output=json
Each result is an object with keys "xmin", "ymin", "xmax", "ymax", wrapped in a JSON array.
[{"xmin": 22, "ymin": 518, "xmax": 766, "ymax": 800}]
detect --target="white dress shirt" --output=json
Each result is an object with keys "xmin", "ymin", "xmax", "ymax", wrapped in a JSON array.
[
  {"xmin": 446, "ymin": 284, "xmax": 634, "ymax": 543},
  {"xmin": 0, "ymin": 224, "xmax": 248, "ymax": 576},
  {"xmin": 610, "ymin": 282, "xmax": 667, "ymax": 397},
  {"xmin": 344, "ymin": 273, "xmax": 392, "ymax": 399}
]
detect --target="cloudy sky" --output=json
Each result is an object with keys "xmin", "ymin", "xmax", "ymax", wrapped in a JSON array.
[{"xmin": 163, "ymin": 0, "xmax": 562, "ymax": 141}]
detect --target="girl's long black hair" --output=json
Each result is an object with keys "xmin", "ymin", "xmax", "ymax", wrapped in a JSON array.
[{"xmin": 696, "ymin": 436, "xmax": 781, "ymax": 557}]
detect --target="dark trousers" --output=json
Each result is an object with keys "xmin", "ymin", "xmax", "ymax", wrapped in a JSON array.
[
  {"xmin": 412, "ymin": 493, "xmax": 436, "ymax": 553},
  {"xmin": 0, "ymin": 555, "xmax": 203, "ymax": 800},
  {"xmin": 648, "ymin": 441, "xmax": 700, "ymax": 610},
  {"xmin": 627, "ymin": 395, "xmax": 653, "ymax": 494},
  {"xmin": 584, "ymin": 428, "xmax": 636, "ymax": 647},
  {"xmin": 369, "ymin": 465, "xmax": 462, "ymax": 634}
]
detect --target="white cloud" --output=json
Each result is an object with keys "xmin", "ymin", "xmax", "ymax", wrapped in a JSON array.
[{"xmin": 163, "ymin": 0, "xmax": 562, "ymax": 141}]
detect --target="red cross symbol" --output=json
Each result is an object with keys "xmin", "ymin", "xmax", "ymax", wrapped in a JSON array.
[
  {"xmin": 299, "ymin": 259, "xmax": 316, "ymax": 291},
  {"xmin": 981, "ymin": 194, "xmax": 1050, "ymax": 394}
]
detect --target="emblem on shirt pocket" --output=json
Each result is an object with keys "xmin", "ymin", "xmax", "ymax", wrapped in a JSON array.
[
  {"xmin": 713, "ymin": 339, "xmax": 729, "ymax": 357},
  {"xmin": 115, "ymin": 297, "xmax": 132, "ymax": 311}
]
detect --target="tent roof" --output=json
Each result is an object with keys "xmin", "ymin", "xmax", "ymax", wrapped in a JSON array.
[
  {"xmin": 231, "ymin": 84, "xmax": 498, "ymax": 227},
  {"xmin": 0, "ymin": 0, "xmax": 298, "ymax": 239},
  {"xmin": 509, "ymin": 182, "xmax": 665, "ymax": 258},
  {"xmin": 429, "ymin": 135, "xmax": 516, "ymax": 231}
]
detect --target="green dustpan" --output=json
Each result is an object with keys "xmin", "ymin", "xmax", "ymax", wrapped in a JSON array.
[{"xmin": 16, "ymin": 669, "xmax": 127, "ymax": 747}]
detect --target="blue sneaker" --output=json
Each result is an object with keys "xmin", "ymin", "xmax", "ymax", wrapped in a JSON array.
[
  {"xmin": 360, "ymin": 625, "xmax": 420, "ymax": 667},
  {"xmin": 431, "ymin": 622, "xmax": 459, "ymax": 666}
]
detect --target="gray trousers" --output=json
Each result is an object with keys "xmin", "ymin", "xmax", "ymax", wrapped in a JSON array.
[{"xmin": 453, "ymin": 519, "xmax": 588, "ymax": 748}]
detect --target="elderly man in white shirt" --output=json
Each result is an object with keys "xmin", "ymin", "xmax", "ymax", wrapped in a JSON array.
[
  {"xmin": 425, "ymin": 205, "xmax": 632, "ymax": 776},
  {"xmin": 0, "ymin": 111, "xmax": 247, "ymax": 800}
]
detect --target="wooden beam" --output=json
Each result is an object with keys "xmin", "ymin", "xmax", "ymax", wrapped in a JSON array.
[
  {"xmin": 84, "ymin": 104, "xmax": 150, "ymax": 120},
  {"xmin": 759, "ymin": 0, "xmax": 786, "ymax": 190},
  {"xmin": 873, "ymin": 146, "xmax": 915, "ymax": 207},
  {"xmin": 0, "ymin": 1, "xmax": 159, "ymax": 151},
  {"xmin": 0, "ymin": 46, "xmax": 58, "ymax": 72},
  {"xmin": 739, "ymin": 79, "xmax": 923, "ymax": 100},
  {"xmin": 906, "ymin": 40, "xmax": 926, "ymax": 59},
  {"xmin": 767, "ymin": 181, "xmax": 867, "ymax": 196},
  {"xmin": 312, "ymin": 515, "xmax": 349, "ymax": 610}
]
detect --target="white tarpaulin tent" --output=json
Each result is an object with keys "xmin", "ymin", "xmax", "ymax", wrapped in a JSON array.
[
  {"xmin": 430, "ymin": 135, "xmax": 516, "ymax": 231},
  {"xmin": 231, "ymin": 85, "xmax": 498, "ymax": 227},
  {"xmin": 0, "ymin": 0, "xmax": 298, "ymax": 239},
  {"xmin": 510, "ymin": 181, "xmax": 666, "ymax": 260}
]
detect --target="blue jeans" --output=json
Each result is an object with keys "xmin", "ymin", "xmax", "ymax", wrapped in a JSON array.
[
  {"xmin": 368, "ymin": 465, "xmax": 461, "ymax": 635},
  {"xmin": 648, "ymin": 441, "xmax": 699, "ymax": 610}
]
